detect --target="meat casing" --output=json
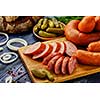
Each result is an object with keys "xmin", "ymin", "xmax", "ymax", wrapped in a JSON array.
[
  {"xmin": 87, "ymin": 41, "xmax": 100, "ymax": 52},
  {"xmin": 78, "ymin": 16, "xmax": 95, "ymax": 33},
  {"xmin": 95, "ymin": 16, "xmax": 100, "ymax": 31},
  {"xmin": 64, "ymin": 20, "xmax": 100, "ymax": 46},
  {"xmin": 75, "ymin": 50, "xmax": 100, "ymax": 66}
]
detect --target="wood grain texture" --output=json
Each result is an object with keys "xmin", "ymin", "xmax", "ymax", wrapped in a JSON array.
[{"xmin": 18, "ymin": 37, "xmax": 100, "ymax": 83}]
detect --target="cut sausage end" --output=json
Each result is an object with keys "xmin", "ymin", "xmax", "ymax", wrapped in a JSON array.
[
  {"xmin": 64, "ymin": 41, "xmax": 77, "ymax": 56},
  {"xmin": 54, "ymin": 56, "xmax": 64, "ymax": 74},
  {"xmin": 24, "ymin": 42, "xmax": 45, "ymax": 55},
  {"xmin": 48, "ymin": 54, "xmax": 62, "ymax": 71},
  {"xmin": 42, "ymin": 52, "xmax": 61, "ymax": 65},
  {"xmin": 32, "ymin": 44, "xmax": 53, "ymax": 59},
  {"xmin": 68, "ymin": 56, "xmax": 77, "ymax": 74},
  {"xmin": 57, "ymin": 42, "xmax": 65, "ymax": 54},
  {"xmin": 61, "ymin": 56, "xmax": 69, "ymax": 74},
  {"xmin": 50, "ymin": 42, "xmax": 61, "ymax": 54}
]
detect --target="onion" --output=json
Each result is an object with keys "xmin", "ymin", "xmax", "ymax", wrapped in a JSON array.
[
  {"xmin": 2, "ymin": 54, "xmax": 12, "ymax": 61},
  {"xmin": 7, "ymin": 38, "xmax": 28, "ymax": 51},
  {"xmin": 0, "ymin": 52, "xmax": 18, "ymax": 64},
  {"xmin": 0, "ymin": 32, "xmax": 9, "ymax": 46},
  {"xmin": 5, "ymin": 76, "xmax": 12, "ymax": 83},
  {"xmin": 0, "ymin": 47, "xmax": 4, "ymax": 51}
]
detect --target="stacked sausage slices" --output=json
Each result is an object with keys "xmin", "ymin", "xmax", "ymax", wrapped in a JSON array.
[{"xmin": 24, "ymin": 41, "xmax": 78, "ymax": 75}]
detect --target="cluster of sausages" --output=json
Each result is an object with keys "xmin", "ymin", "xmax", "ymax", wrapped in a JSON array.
[
  {"xmin": 24, "ymin": 41, "xmax": 78, "ymax": 75},
  {"xmin": 64, "ymin": 16, "xmax": 100, "ymax": 46},
  {"xmin": 24, "ymin": 16, "xmax": 100, "ymax": 75},
  {"xmin": 75, "ymin": 40, "xmax": 100, "ymax": 66},
  {"xmin": 64, "ymin": 16, "xmax": 100, "ymax": 66}
]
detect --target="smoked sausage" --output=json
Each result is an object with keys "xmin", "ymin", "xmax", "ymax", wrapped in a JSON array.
[
  {"xmin": 54, "ymin": 56, "xmax": 64, "ymax": 74},
  {"xmin": 87, "ymin": 41, "xmax": 100, "ymax": 52},
  {"xmin": 32, "ymin": 44, "xmax": 53, "ymax": 59},
  {"xmin": 75, "ymin": 50, "xmax": 100, "ymax": 65},
  {"xmin": 61, "ymin": 56, "xmax": 69, "ymax": 74},
  {"xmin": 67, "ymin": 56, "xmax": 77, "ymax": 74},
  {"xmin": 64, "ymin": 41, "xmax": 77, "ymax": 56},
  {"xmin": 57, "ymin": 42, "xmax": 65, "ymax": 54},
  {"xmin": 95, "ymin": 16, "xmax": 100, "ymax": 31},
  {"xmin": 78, "ymin": 16, "xmax": 95, "ymax": 33},
  {"xmin": 48, "ymin": 54, "xmax": 62, "ymax": 71},
  {"xmin": 42, "ymin": 52, "xmax": 61, "ymax": 65},
  {"xmin": 49, "ymin": 42, "xmax": 61, "ymax": 53},
  {"xmin": 24, "ymin": 42, "xmax": 46, "ymax": 55},
  {"xmin": 64, "ymin": 20, "xmax": 100, "ymax": 46}
]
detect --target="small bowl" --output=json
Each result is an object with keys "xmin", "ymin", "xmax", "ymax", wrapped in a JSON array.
[{"xmin": 33, "ymin": 21, "xmax": 65, "ymax": 41}]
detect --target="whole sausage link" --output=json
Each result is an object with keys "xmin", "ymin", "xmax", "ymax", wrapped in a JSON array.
[
  {"xmin": 87, "ymin": 41, "xmax": 100, "ymax": 52},
  {"xmin": 75, "ymin": 50, "xmax": 100, "ymax": 66}
]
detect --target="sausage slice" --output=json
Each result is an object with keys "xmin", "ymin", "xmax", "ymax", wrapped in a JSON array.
[
  {"xmin": 54, "ymin": 56, "xmax": 64, "ymax": 74},
  {"xmin": 67, "ymin": 56, "xmax": 77, "ymax": 74},
  {"xmin": 42, "ymin": 52, "xmax": 61, "ymax": 65},
  {"xmin": 64, "ymin": 41, "xmax": 77, "ymax": 56},
  {"xmin": 24, "ymin": 42, "xmax": 46, "ymax": 55},
  {"xmin": 32, "ymin": 44, "xmax": 53, "ymax": 59},
  {"xmin": 50, "ymin": 42, "xmax": 61, "ymax": 53},
  {"xmin": 48, "ymin": 54, "xmax": 62, "ymax": 71},
  {"xmin": 57, "ymin": 42, "xmax": 65, "ymax": 54},
  {"xmin": 61, "ymin": 56, "xmax": 69, "ymax": 74}
]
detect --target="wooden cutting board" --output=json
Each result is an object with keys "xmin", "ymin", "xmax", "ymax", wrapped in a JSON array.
[{"xmin": 18, "ymin": 37, "xmax": 100, "ymax": 83}]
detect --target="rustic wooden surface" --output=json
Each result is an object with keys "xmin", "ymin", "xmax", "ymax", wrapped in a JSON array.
[
  {"xmin": 0, "ymin": 32, "xmax": 39, "ymax": 83},
  {"xmin": 18, "ymin": 37, "xmax": 100, "ymax": 83}
]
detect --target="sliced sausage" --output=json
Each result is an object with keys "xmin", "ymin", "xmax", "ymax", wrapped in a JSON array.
[
  {"xmin": 78, "ymin": 16, "xmax": 95, "ymax": 33},
  {"xmin": 55, "ymin": 42, "xmax": 62, "ymax": 52},
  {"xmin": 48, "ymin": 54, "xmax": 62, "ymax": 71},
  {"xmin": 32, "ymin": 44, "xmax": 53, "ymax": 59},
  {"xmin": 42, "ymin": 52, "xmax": 61, "ymax": 65},
  {"xmin": 67, "ymin": 56, "xmax": 77, "ymax": 74},
  {"xmin": 54, "ymin": 56, "xmax": 64, "ymax": 74},
  {"xmin": 24, "ymin": 42, "xmax": 46, "ymax": 55},
  {"xmin": 61, "ymin": 56, "xmax": 69, "ymax": 74},
  {"xmin": 87, "ymin": 41, "xmax": 100, "ymax": 52},
  {"xmin": 50, "ymin": 42, "xmax": 61, "ymax": 53},
  {"xmin": 57, "ymin": 42, "xmax": 65, "ymax": 54},
  {"xmin": 75, "ymin": 50, "xmax": 100, "ymax": 66},
  {"xmin": 64, "ymin": 41, "xmax": 77, "ymax": 56}
]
